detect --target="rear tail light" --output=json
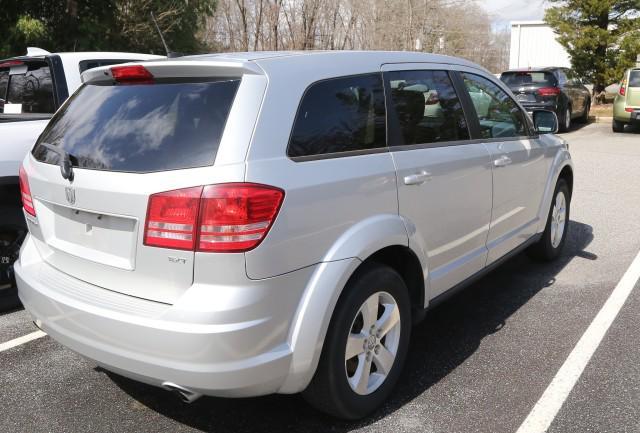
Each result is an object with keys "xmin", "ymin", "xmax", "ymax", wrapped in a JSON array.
[
  {"xmin": 537, "ymin": 87, "xmax": 561, "ymax": 96},
  {"xmin": 144, "ymin": 183, "xmax": 284, "ymax": 253},
  {"xmin": 620, "ymin": 86, "xmax": 626, "ymax": 96},
  {"xmin": 19, "ymin": 166, "xmax": 36, "ymax": 217},
  {"xmin": 111, "ymin": 65, "xmax": 154, "ymax": 84},
  {"xmin": 625, "ymin": 107, "xmax": 635, "ymax": 113}
]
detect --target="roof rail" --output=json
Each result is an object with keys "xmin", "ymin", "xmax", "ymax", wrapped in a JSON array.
[{"xmin": 26, "ymin": 47, "xmax": 51, "ymax": 56}]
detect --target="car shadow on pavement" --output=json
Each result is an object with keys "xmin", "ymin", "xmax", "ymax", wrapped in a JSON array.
[{"xmin": 107, "ymin": 220, "xmax": 595, "ymax": 433}]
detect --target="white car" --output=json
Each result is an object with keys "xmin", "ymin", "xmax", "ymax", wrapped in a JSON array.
[
  {"xmin": 17, "ymin": 51, "xmax": 572, "ymax": 418},
  {"xmin": 0, "ymin": 48, "xmax": 161, "ymax": 299}
]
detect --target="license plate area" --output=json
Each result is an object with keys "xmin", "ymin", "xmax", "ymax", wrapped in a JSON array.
[
  {"xmin": 37, "ymin": 200, "xmax": 138, "ymax": 270},
  {"xmin": 516, "ymin": 93, "xmax": 535, "ymax": 102}
]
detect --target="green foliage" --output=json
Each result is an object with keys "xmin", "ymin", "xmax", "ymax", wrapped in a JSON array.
[
  {"xmin": 545, "ymin": 0, "xmax": 640, "ymax": 92},
  {"xmin": 0, "ymin": 0, "xmax": 217, "ymax": 58}
]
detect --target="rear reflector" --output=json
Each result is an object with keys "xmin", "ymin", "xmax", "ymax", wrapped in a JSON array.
[
  {"xmin": 625, "ymin": 107, "xmax": 635, "ymax": 113},
  {"xmin": 144, "ymin": 183, "xmax": 284, "ymax": 253},
  {"xmin": 111, "ymin": 65, "xmax": 154, "ymax": 84},
  {"xmin": 537, "ymin": 87, "xmax": 561, "ymax": 96},
  {"xmin": 19, "ymin": 166, "xmax": 36, "ymax": 217}
]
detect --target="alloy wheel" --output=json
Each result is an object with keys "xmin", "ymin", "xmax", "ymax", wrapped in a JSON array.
[
  {"xmin": 550, "ymin": 191, "xmax": 567, "ymax": 249},
  {"xmin": 345, "ymin": 291, "xmax": 401, "ymax": 395}
]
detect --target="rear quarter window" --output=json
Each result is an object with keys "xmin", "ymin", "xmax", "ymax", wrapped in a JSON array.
[
  {"xmin": 33, "ymin": 79, "xmax": 240, "ymax": 172},
  {"xmin": 287, "ymin": 74, "xmax": 386, "ymax": 158},
  {"xmin": 2, "ymin": 62, "xmax": 54, "ymax": 114},
  {"xmin": 629, "ymin": 70, "xmax": 640, "ymax": 87}
]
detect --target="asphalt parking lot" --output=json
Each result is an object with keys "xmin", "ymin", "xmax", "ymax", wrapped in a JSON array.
[{"xmin": 1, "ymin": 121, "xmax": 639, "ymax": 433}]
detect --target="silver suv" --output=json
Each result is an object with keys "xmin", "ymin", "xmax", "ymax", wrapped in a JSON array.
[{"xmin": 16, "ymin": 52, "xmax": 573, "ymax": 419}]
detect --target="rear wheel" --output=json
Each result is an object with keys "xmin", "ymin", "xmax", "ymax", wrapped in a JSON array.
[
  {"xmin": 559, "ymin": 106, "xmax": 572, "ymax": 132},
  {"xmin": 528, "ymin": 179, "xmax": 570, "ymax": 261},
  {"xmin": 612, "ymin": 119, "xmax": 625, "ymax": 133},
  {"xmin": 303, "ymin": 263, "xmax": 411, "ymax": 419}
]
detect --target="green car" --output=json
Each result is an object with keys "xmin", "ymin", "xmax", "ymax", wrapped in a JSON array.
[{"xmin": 613, "ymin": 68, "xmax": 640, "ymax": 132}]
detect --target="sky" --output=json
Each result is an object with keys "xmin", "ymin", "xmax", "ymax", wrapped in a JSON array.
[{"xmin": 480, "ymin": 0, "xmax": 550, "ymax": 27}]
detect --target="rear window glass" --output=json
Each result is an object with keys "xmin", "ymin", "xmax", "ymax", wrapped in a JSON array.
[
  {"xmin": 630, "ymin": 70, "xmax": 640, "ymax": 87},
  {"xmin": 3, "ymin": 63, "xmax": 55, "ymax": 114},
  {"xmin": 33, "ymin": 79, "xmax": 240, "ymax": 172},
  {"xmin": 500, "ymin": 71, "xmax": 556, "ymax": 87},
  {"xmin": 288, "ymin": 74, "xmax": 386, "ymax": 158}
]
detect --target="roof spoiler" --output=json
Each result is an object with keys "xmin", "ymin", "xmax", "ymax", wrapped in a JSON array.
[{"xmin": 26, "ymin": 47, "xmax": 51, "ymax": 56}]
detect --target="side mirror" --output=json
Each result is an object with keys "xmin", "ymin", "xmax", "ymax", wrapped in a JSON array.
[{"xmin": 532, "ymin": 110, "xmax": 559, "ymax": 134}]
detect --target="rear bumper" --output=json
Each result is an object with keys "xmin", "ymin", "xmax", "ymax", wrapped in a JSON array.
[
  {"xmin": 521, "ymin": 102, "xmax": 558, "ymax": 113},
  {"xmin": 15, "ymin": 235, "xmax": 318, "ymax": 397}
]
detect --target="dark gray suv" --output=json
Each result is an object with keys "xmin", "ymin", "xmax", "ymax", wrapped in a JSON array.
[{"xmin": 500, "ymin": 67, "xmax": 591, "ymax": 132}]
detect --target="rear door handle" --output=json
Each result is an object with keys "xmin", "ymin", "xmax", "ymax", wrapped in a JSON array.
[
  {"xmin": 403, "ymin": 170, "xmax": 432, "ymax": 185},
  {"xmin": 493, "ymin": 155, "xmax": 513, "ymax": 167}
]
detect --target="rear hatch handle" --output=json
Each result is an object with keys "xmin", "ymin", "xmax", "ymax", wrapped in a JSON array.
[{"xmin": 37, "ymin": 142, "xmax": 77, "ymax": 182}]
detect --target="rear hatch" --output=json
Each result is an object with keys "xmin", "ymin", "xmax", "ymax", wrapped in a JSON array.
[
  {"xmin": 0, "ymin": 58, "xmax": 55, "ymax": 122},
  {"xmin": 500, "ymin": 70, "xmax": 559, "ymax": 106},
  {"xmin": 626, "ymin": 69, "xmax": 640, "ymax": 108},
  {"xmin": 23, "ymin": 61, "xmax": 262, "ymax": 304}
]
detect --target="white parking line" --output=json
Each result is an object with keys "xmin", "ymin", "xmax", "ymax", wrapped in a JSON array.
[
  {"xmin": 516, "ymin": 249, "xmax": 640, "ymax": 433},
  {"xmin": 0, "ymin": 330, "xmax": 47, "ymax": 353}
]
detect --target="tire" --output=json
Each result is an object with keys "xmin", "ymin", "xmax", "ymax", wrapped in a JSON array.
[
  {"xmin": 0, "ymin": 206, "xmax": 27, "ymax": 292},
  {"xmin": 612, "ymin": 119, "xmax": 625, "ymax": 133},
  {"xmin": 303, "ymin": 263, "xmax": 412, "ymax": 419},
  {"xmin": 528, "ymin": 179, "xmax": 570, "ymax": 261},
  {"xmin": 559, "ymin": 106, "xmax": 571, "ymax": 132},
  {"xmin": 578, "ymin": 100, "xmax": 590, "ymax": 123}
]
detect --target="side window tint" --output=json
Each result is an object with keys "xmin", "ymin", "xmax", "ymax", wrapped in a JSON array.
[
  {"xmin": 461, "ymin": 73, "xmax": 527, "ymax": 139},
  {"xmin": 0, "ymin": 70, "xmax": 8, "ymax": 111},
  {"xmin": 288, "ymin": 74, "xmax": 386, "ymax": 158},
  {"xmin": 387, "ymin": 70, "xmax": 469, "ymax": 146}
]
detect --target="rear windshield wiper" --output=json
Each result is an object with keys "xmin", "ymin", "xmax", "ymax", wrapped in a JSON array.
[{"xmin": 38, "ymin": 142, "xmax": 77, "ymax": 182}]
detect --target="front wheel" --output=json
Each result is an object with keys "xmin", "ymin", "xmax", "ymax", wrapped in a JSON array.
[
  {"xmin": 528, "ymin": 179, "xmax": 570, "ymax": 261},
  {"xmin": 303, "ymin": 263, "xmax": 411, "ymax": 419}
]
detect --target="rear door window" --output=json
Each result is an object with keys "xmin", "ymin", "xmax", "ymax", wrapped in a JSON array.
[
  {"xmin": 0, "ymin": 69, "xmax": 8, "ymax": 111},
  {"xmin": 2, "ymin": 62, "xmax": 55, "ymax": 114},
  {"xmin": 629, "ymin": 70, "xmax": 640, "ymax": 87},
  {"xmin": 288, "ymin": 74, "xmax": 386, "ymax": 158},
  {"xmin": 461, "ymin": 73, "xmax": 528, "ymax": 139},
  {"xmin": 386, "ymin": 70, "xmax": 469, "ymax": 146},
  {"xmin": 33, "ymin": 79, "xmax": 240, "ymax": 172}
]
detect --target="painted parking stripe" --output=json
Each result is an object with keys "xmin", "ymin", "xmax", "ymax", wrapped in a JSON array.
[
  {"xmin": 516, "ymin": 249, "xmax": 640, "ymax": 433},
  {"xmin": 0, "ymin": 330, "xmax": 47, "ymax": 353}
]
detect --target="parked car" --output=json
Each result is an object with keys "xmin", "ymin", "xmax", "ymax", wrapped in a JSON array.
[
  {"xmin": 15, "ymin": 51, "xmax": 573, "ymax": 419},
  {"xmin": 500, "ymin": 67, "xmax": 591, "ymax": 132},
  {"xmin": 613, "ymin": 68, "xmax": 640, "ymax": 132},
  {"xmin": 0, "ymin": 48, "xmax": 161, "ymax": 300}
]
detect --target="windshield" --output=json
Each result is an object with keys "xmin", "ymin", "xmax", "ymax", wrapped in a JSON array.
[
  {"xmin": 33, "ymin": 79, "xmax": 240, "ymax": 173},
  {"xmin": 500, "ymin": 71, "xmax": 556, "ymax": 87}
]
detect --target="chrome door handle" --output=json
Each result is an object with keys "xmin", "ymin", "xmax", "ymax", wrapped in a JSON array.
[
  {"xmin": 493, "ymin": 155, "xmax": 513, "ymax": 167},
  {"xmin": 403, "ymin": 171, "xmax": 432, "ymax": 185}
]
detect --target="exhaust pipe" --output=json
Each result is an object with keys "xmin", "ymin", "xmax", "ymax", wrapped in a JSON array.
[{"xmin": 161, "ymin": 382, "xmax": 203, "ymax": 404}]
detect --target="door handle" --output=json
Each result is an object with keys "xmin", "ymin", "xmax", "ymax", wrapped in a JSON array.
[
  {"xmin": 493, "ymin": 155, "xmax": 513, "ymax": 167},
  {"xmin": 403, "ymin": 170, "xmax": 432, "ymax": 185}
]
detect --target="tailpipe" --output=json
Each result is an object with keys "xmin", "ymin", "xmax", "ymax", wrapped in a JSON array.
[{"xmin": 161, "ymin": 382, "xmax": 203, "ymax": 404}]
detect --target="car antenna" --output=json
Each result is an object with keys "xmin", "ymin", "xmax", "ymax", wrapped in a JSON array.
[{"xmin": 150, "ymin": 12, "xmax": 182, "ymax": 58}]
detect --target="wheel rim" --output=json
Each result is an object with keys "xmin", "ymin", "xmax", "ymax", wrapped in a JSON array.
[
  {"xmin": 550, "ymin": 191, "xmax": 567, "ymax": 248},
  {"xmin": 565, "ymin": 108, "xmax": 571, "ymax": 129},
  {"xmin": 345, "ymin": 291, "xmax": 401, "ymax": 395}
]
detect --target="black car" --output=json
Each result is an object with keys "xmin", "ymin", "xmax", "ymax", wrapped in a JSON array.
[{"xmin": 500, "ymin": 67, "xmax": 591, "ymax": 132}]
